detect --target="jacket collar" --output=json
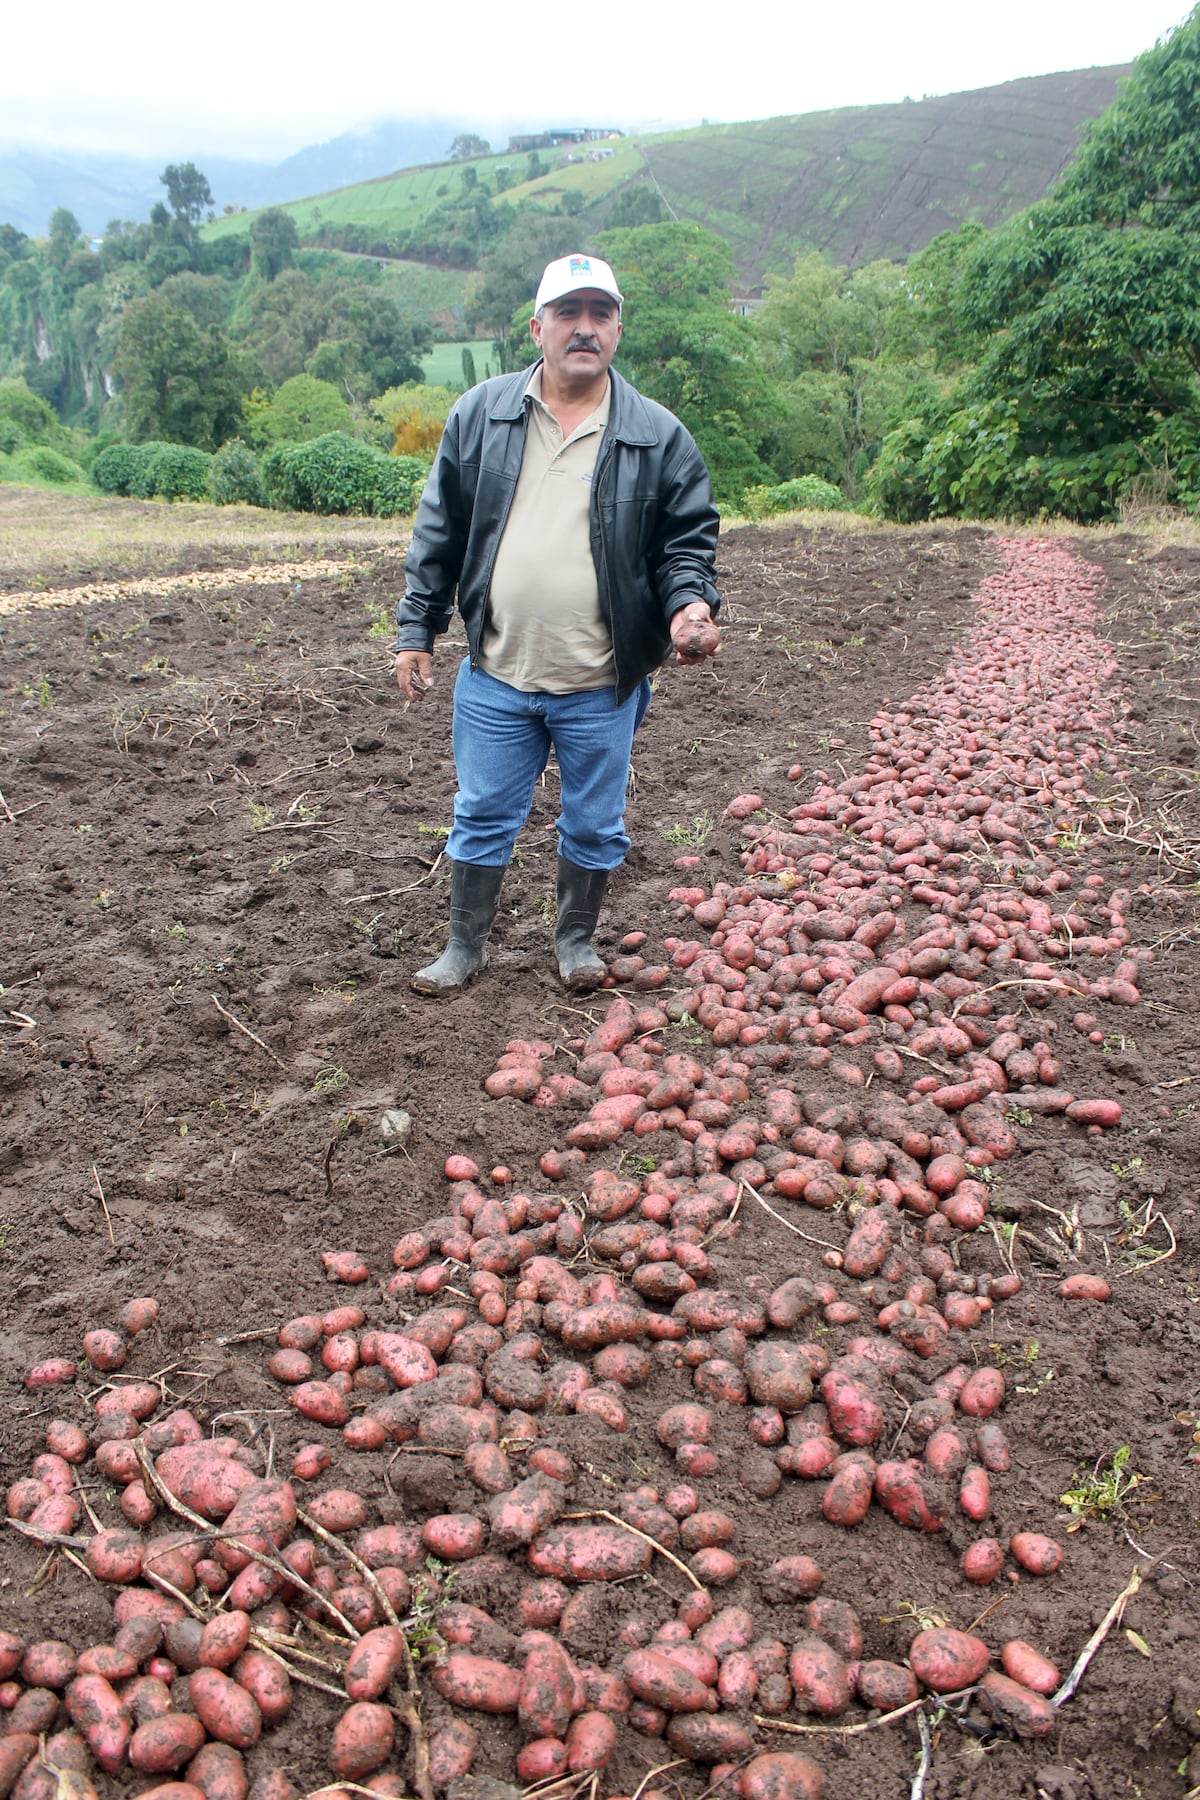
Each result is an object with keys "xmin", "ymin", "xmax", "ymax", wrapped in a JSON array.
[{"xmin": 488, "ymin": 362, "xmax": 658, "ymax": 446}]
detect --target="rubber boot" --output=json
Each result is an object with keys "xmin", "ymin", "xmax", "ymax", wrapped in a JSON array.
[
  {"xmin": 555, "ymin": 856, "xmax": 609, "ymax": 991},
  {"xmin": 412, "ymin": 861, "xmax": 505, "ymax": 995}
]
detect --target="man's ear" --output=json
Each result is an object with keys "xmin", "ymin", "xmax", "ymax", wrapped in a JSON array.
[{"xmin": 529, "ymin": 312, "xmax": 543, "ymax": 347}]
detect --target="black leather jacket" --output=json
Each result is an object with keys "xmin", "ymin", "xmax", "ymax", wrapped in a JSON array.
[{"xmin": 397, "ymin": 363, "xmax": 720, "ymax": 704}]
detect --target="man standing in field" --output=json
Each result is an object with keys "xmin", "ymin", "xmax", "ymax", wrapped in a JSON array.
[{"xmin": 394, "ymin": 251, "xmax": 721, "ymax": 995}]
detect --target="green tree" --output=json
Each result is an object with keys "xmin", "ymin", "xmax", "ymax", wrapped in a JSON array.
[
  {"xmin": 596, "ymin": 222, "xmax": 779, "ymax": 505},
  {"xmin": 161, "ymin": 163, "xmax": 214, "ymax": 229},
  {"xmin": 114, "ymin": 293, "xmax": 252, "ymax": 449},
  {"xmin": 47, "ymin": 209, "xmax": 83, "ymax": 272},
  {"xmin": 249, "ymin": 208, "xmax": 299, "ymax": 282},
  {"xmin": 606, "ymin": 185, "xmax": 665, "ymax": 230},
  {"xmin": 754, "ymin": 253, "xmax": 930, "ymax": 495},
  {"xmin": 248, "ymin": 373, "xmax": 352, "ymax": 444},
  {"xmin": 876, "ymin": 7, "xmax": 1200, "ymax": 520},
  {"xmin": 449, "ymin": 133, "xmax": 490, "ymax": 160}
]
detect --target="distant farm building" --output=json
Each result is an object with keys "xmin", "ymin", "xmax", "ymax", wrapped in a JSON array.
[{"xmin": 507, "ymin": 128, "xmax": 623, "ymax": 152}]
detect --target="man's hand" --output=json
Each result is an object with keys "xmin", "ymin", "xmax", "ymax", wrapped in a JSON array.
[
  {"xmin": 670, "ymin": 603, "xmax": 721, "ymax": 665},
  {"xmin": 395, "ymin": 650, "xmax": 434, "ymax": 702}
]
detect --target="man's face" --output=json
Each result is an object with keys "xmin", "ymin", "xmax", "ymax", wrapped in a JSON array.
[{"xmin": 530, "ymin": 289, "xmax": 622, "ymax": 392}]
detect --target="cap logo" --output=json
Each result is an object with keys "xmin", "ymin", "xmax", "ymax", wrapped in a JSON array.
[{"xmin": 568, "ymin": 256, "xmax": 592, "ymax": 275}]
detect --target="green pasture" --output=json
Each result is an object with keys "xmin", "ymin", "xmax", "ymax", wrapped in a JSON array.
[{"xmin": 420, "ymin": 341, "xmax": 499, "ymax": 388}]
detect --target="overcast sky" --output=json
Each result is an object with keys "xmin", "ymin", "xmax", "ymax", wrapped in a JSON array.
[{"xmin": 8, "ymin": 0, "xmax": 1193, "ymax": 160}]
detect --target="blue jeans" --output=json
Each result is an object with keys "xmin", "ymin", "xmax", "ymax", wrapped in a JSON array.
[{"xmin": 446, "ymin": 659, "xmax": 651, "ymax": 870}]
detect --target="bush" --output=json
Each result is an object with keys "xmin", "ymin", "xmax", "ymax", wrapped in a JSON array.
[
  {"xmin": 92, "ymin": 442, "xmax": 156, "ymax": 496},
  {"xmin": 208, "ymin": 440, "xmax": 264, "ymax": 507},
  {"xmin": 137, "ymin": 443, "xmax": 213, "ymax": 501},
  {"xmin": 739, "ymin": 474, "xmax": 847, "ymax": 519},
  {"xmin": 261, "ymin": 433, "xmax": 429, "ymax": 517},
  {"xmin": 10, "ymin": 446, "xmax": 86, "ymax": 485},
  {"xmin": 92, "ymin": 440, "xmax": 213, "ymax": 501},
  {"xmin": 0, "ymin": 420, "xmax": 26, "ymax": 455}
]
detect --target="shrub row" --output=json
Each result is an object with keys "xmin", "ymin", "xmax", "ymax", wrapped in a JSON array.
[
  {"xmin": 260, "ymin": 434, "xmax": 430, "ymax": 517},
  {"xmin": 91, "ymin": 433, "xmax": 431, "ymax": 516},
  {"xmin": 738, "ymin": 474, "xmax": 847, "ymax": 519}
]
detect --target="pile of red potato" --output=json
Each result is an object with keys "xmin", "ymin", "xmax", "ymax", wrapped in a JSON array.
[{"xmin": 5, "ymin": 541, "xmax": 1140, "ymax": 1799}]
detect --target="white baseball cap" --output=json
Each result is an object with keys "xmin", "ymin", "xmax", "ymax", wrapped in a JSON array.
[{"xmin": 534, "ymin": 253, "xmax": 623, "ymax": 312}]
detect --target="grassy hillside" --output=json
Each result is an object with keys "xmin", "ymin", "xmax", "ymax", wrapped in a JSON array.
[
  {"xmin": 204, "ymin": 68, "xmax": 1129, "ymax": 282},
  {"xmin": 644, "ymin": 66, "xmax": 1132, "ymax": 278}
]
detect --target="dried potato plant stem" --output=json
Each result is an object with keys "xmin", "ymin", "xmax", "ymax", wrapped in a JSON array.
[
  {"xmin": 745, "ymin": 1185, "xmax": 840, "ymax": 1252},
  {"xmin": 133, "ymin": 1440, "xmax": 358, "ymax": 1639},
  {"xmin": 562, "ymin": 1508, "xmax": 705, "ymax": 1591},
  {"xmin": 1053, "ymin": 1566, "xmax": 1141, "ymax": 1706},
  {"xmin": 294, "ymin": 1507, "xmax": 436, "ymax": 1800},
  {"xmin": 753, "ymin": 1694, "xmax": 931, "ymax": 1737},
  {"xmin": 210, "ymin": 993, "xmax": 287, "ymax": 1068}
]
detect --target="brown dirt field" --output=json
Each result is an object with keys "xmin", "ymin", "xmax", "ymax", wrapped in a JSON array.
[{"xmin": 1, "ymin": 508, "xmax": 1197, "ymax": 1800}]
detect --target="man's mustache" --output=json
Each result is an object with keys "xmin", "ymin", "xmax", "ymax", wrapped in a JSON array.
[{"xmin": 566, "ymin": 336, "xmax": 601, "ymax": 352}]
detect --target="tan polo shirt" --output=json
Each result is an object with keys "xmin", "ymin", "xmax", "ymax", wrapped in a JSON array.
[{"xmin": 479, "ymin": 365, "xmax": 614, "ymax": 693}]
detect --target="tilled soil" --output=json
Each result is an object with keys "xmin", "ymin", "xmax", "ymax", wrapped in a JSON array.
[{"xmin": 1, "ymin": 516, "xmax": 1198, "ymax": 1800}]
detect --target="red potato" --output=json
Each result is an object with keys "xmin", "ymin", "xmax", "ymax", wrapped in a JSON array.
[
  {"xmin": 189, "ymin": 1668, "xmax": 262, "ymax": 1749},
  {"xmin": 964, "ymin": 1540, "xmax": 1007, "ymax": 1584},
  {"xmin": 86, "ymin": 1527, "xmax": 145, "ymax": 1584},
  {"xmin": 75, "ymin": 1646, "xmax": 137, "ymax": 1681},
  {"xmin": 665, "ymin": 1713, "xmax": 754, "ymax": 1763},
  {"xmin": 907, "ymin": 1628, "xmax": 990, "ymax": 1693},
  {"xmin": 431, "ymin": 1652, "xmax": 521, "ymax": 1714},
  {"xmin": 290, "ymin": 1381, "xmax": 350, "ymax": 1427},
  {"xmin": 24, "ymin": 1360, "xmax": 77, "ymax": 1390},
  {"xmin": 841, "ymin": 1207, "xmax": 894, "ymax": 1279},
  {"xmin": 766, "ymin": 1556, "xmax": 823, "ymax": 1599},
  {"xmin": 183, "ymin": 1742, "xmax": 247, "ymax": 1800},
  {"xmin": 131, "ymin": 1788, "xmax": 208, "ymax": 1800},
  {"xmin": 128, "ymin": 1715, "xmax": 208, "ymax": 1774},
  {"xmin": 528, "ymin": 1524, "xmax": 652, "ymax": 1583},
  {"xmin": 44, "ymin": 1420, "xmax": 89, "ymax": 1463},
  {"xmin": 198, "ymin": 1613, "xmax": 251, "ymax": 1670},
  {"xmin": 82, "ymin": 1328, "xmax": 126, "ymax": 1372},
  {"xmin": 873, "ymin": 1461, "xmax": 946, "ymax": 1532},
  {"xmin": 21, "ymin": 1641, "xmax": 77, "ymax": 1688},
  {"xmin": 957, "ymin": 1367, "xmax": 1006, "ymax": 1419},
  {"xmin": 305, "ymin": 1488, "xmax": 367, "ymax": 1533},
  {"xmin": 231, "ymin": 1653, "xmax": 291, "ymax": 1727},
  {"xmin": 423, "ymin": 1513, "xmax": 488, "ymax": 1561},
  {"xmin": 64, "ymin": 1673, "xmax": 130, "ymax": 1773},
  {"xmin": 820, "ymin": 1365, "xmax": 884, "ymax": 1446},
  {"xmin": 739, "ymin": 1751, "xmax": 824, "ymax": 1800},
  {"xmin": 959, "ymin": 1465, "xmax": 991, "ymax": 1522},
  {"xmin": 345, "ymin": 1627, "xmax": 408, "ymax": 1702},
  {"xmin": 0, "ymin": 1632, "xmax": 25, "ymax": 1680},
  {"xmin": 8, "ymin": 1688, "xmax": 60, "ymax": 1735},
  {"xmin": 1010, "ymin": 1532, "xmax": 1064, "ymax": 1576},
  {"xmin": 855, "ymin": 1661, "xmax": 919, "ymax": 1712},
  {"xmin": 0, "ymin": 1738, "xmax": 38, "ymax": 1799},
  {"xmin": 565, "ymin": 1710, "xmax": 618, "ymax": 1772},
  {"xmin": 1000, "ymin": 1640, "xmax": 1060, "ymax": 1695},
  {"xmin": 518, "ymin": 1636, "xmax": 576, "ymax": 1738},
  {"xmin": 1065, "ymin": 1098, "xmax": 1122, "ymax": 1128},
  {"xmin": 822, "ymin": 1459, "xmax": 874, "ymax": 1527},
  {"xmin": 1059, "ymin": 1273, "xmax": 1111, "ymax": 1301},
  {"xmin": 120, "ymin": 1296, "xmax": 160, "ymax": 1335},
  {"xmin": 805, "ymin": 1598, "xmax": 861, "ymax": 1662},
  {"xmin": 329, "ymin": 1702, "xmax": 394, "ymax": 1779},
  {"xmin": 973, "ymin": 1421, "xmax": 1012, "ymax": 1472},
  {"xmin": 517, "ymin": 1741, "xmax": 568, "ymax": 1783},
  {"xmin": 154, "ymin": 1446, "xmax": 259, "ymax": 1521},
  {"xmin": 788, "ymin": 1637, "xmax": 850, "ymax": 1717},
  {"xmin": 623, "ymin": 1648, "xmax": 715, "ymax": 1714},
  {"xmin": 978, "ymin": 1670, "xmax": 1056, "ymax": 1736}
]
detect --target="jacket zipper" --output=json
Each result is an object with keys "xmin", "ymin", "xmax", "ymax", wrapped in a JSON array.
[{"xmin": 593, "ymin": 438, "xmax": 623, "ymax": 697}]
